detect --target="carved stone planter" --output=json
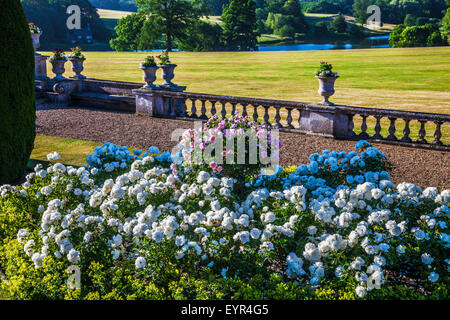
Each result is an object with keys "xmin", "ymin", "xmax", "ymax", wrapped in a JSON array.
[
  {"xmin": 140, "ymin": 65, "xmax": 159, "ymax": 89},
  {"xmin": 50, "ymin": 60, "xmax": 67, "ymax": 81},
  {"xmin": 31, "ymin": 33, "xmax": 41, "ymax": 55},
  {"xmin": 316, "ymin": 75, "xmax": 339, "ymax": 105},
  {"xmin": 69, "ymin": 58, "xmax": 86, "ymax": 79},
  {"xmin": 159, "ymin": 63, "xmax": 178, "ymax": 88}
]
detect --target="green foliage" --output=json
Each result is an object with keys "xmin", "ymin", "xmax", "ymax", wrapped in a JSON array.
[
  {"xmin": 354, "ymin": 0, "xmax": 447, "ymax": 25},
  {"xmin": 315, "ymin": 61, "xmax": 336, "ymax": 77},
  {"xmin": 330, "ymin": 15, "xmax": 347, "ymax": 33},
  {"xmin": 110, "ymin": 13, "xmax": 150, "ymax": 51},
  {"xmin": 305, "ymin": 1, "xmax": 341, "ymax": 14},
  {"xmin": 89, "ymin": 0, "xmax": 137, "ymax": 11},
  {"xmin": 389, "ymin": 23, "xmax": 447, "ymax": 47},
  {"xmin": 352, "ymin": 0, "xmax": 371, "ymax": 24},
  {"xmin": 222, "ymin": 0, "xmax": 259, "ymax": 50},
  {"xmin": 141, "ymin": 56, "xmax": 157, "ymax": 67},
  {"xmin": 0, "ymin": 0, "xmax": 35, "ymax": 184},
  {"xmin": 0, "ymin": 138, "xmax": 449, "ymax": 300},
  {"xmin": 404, "ymin": 13, "xmax": 418, "ymax": 26},
  {"xmin": 136, "ymin": 0, "xmax": 207, "ymax": 51},
  {"xmin": 21, "ymin": 0, "xmax": 110, "ymax": 46},
  {"xmin": 313, "ymin": 21, "xmax": 329, "ymax": 38},
  {"xmin": 349, "ymin": 23, "xmax": 365, "ymax": 38},
  {"xmin": 259, "ymin": 0, "xmax": 308, "ymax": 39},
  {"xmin": 443, "ymin": 8, "xmax": 450, "ymax": 39},
  {"xmin": 178, "ymin": 20, "xmax": 225, "ymax": 52},
  {"xmin": 207, "ymin": 0, "xmax": 230, "ymax": 15}
]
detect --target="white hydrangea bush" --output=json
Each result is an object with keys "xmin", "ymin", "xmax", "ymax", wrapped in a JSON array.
[{"xmin": 1, "ymin": 135, "xmax": 449, "ymax": 300}]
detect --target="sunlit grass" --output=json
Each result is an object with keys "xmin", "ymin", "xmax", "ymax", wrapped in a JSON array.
[
  {"xmin": 40, "ymin": 47, "xmax": 450, "ymax": 114},
  {"xmin": 30, "ymin": 134, "xmax": 101, "ymax": 167}
]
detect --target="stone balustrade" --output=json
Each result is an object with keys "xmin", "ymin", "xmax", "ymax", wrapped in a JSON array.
[
  {"xmin": 133, "ymin": 89, "xmax": 450, "ymax": 151},
  {"xmin": 35, "ymin": 56, "xmax": 449, "ymax": 151}
]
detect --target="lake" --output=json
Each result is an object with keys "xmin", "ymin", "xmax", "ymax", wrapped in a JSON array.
[{"xmin": 258, "ymin": 35, "xmax": 390, "ymax": 51}]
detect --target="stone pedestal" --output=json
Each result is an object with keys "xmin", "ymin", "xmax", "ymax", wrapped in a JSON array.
[
  {"xmin": 299, "ymin": 104, "xmax": 349, "ymax": 139},
  {"xmin": 133, "ymin": 85, "xmax": 187, "ymax": 117},
  {"xmin": 46, "ymin": 79, "xmax": 81, "ymax": 106},
  {"xmin": 35, "ymin": 55, "xmax": 49, "ymax": 81}
]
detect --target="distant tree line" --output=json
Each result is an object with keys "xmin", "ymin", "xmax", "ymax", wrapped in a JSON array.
[
  {"xmin": 352, "ymin": 0, "xmax": 448, "ymax": 25},
  {"xmin": 255, "ymin": 0, "xmax": 309, "ymax": 38},
  {"xmin": 387, "ymin": 0, "xmax": 449, "ymax": 47},
  {"xmin": 21, "ymin": 0, "xmax": 110, "ymax": 47},
  {"xmin": 110, "ymin": 0, "xmax": 259, "ymax": 51},
  {"xmin": 89, "ymin": 0, "xmax": 137, "ymax": 11}
]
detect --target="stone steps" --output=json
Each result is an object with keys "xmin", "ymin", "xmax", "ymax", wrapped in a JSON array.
[{"xmin": 71, "ymin": 91, "xmax": 135, "ymax": 112}]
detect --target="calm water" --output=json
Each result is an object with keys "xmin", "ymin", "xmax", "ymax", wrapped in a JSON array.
[
  {"xmin": 258, "ymin": 35, "xmax": 390, "ymax": 51},
  {"xmin": 135, "ymin": 35, "xmax": 390, "ymax": 52}
]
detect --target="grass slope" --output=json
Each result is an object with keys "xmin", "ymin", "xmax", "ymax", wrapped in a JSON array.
[{"xmin": 42, "ymin": 47, "xmax": 450, "ymax": 113}]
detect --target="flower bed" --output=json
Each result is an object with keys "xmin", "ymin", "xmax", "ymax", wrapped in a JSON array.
[{"xmin": 0, "ymin": 116, "xmax": 448, "ymax": 300}]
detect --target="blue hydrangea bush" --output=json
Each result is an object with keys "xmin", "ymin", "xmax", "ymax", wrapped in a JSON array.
[{"xmin": 0, "ymin": 120, "xmax": 448, "ymax": 300}]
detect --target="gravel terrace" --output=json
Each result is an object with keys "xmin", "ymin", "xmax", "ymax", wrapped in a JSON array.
[{"xmin": 36, "ymin": 105, "xmax": 450, "ymax": 189}]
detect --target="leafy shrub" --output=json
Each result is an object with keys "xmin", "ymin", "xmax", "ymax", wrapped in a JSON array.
[
  {"xmin": 0, "ymin": 119, "xmax": 449, "ymax": 300},
  {"xmin": 0, "ymin": 0, "xmax": 35, "ymax": 184}
]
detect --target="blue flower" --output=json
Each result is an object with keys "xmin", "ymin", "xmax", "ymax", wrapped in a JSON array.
[
  {"xmin": 355, "ymin": 140, "xmax": 370, "ymax": 150},
  {"xmin": 346, "ymin": 175, "xmax": 354, "ymax": 184},
  {"xmin": 308, "ymin": 161, "xmax": 319, "ymax": 174},
  {"xmin": 148, "ymin": 146, "xmax": 159, "ymax": 154},
  {"xmin": 296, "ymin": 164, "xmax": 308, "ymax": 175}
]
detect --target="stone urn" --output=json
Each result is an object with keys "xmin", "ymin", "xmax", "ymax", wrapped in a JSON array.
[
  {"xmin": 31, "ymin": 32, "xmax": 41, "ymax": 55},
  {"xmin": 159, "ymin": 63, "xmax": 177, "ymax": 87},
  {"xmin": 316, "ymin": 75, "xmax": 339, "ymax": 105},
  {"xmin": 140, "ymin": 65, "xmax": 159, "ymax": 89},
  {"xmin": 69, "ymin": 58, "xmax": 86, "ymax": 79},
  {"xmin": 50, "ymin": 59, "xmax": 67, "ymax": 81}
]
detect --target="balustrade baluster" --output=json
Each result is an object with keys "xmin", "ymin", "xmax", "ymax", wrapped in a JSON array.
[
  {"xmin": 401, "ymin": 119, "xmax": 412, "ymax": 142},
  {"xmin": 286, "ymin": 108, "xmax": 294, "ymax": 129},
  {"xmin": 387, "ymin": 117, "xmax": 397, "ymax": 140},
  {"xmin": 231, "ymin": 103, "xmax": 236, "ymax": 116},
  {"xmin": 210, "ymin": 101, "xmax": 216, "ymax": 116},
  {"xmin": 220, "ymin": 102, "xmax": 227, "ymax": 119},
  {"xmin": 417, "ymin": 120, "xmax": 427, "ymax": 143},
  {"xmin": 373, "ymin": 116, "xmax": 382, "ymax": 139},
  {"xmin": 359, "ymin": 115, "xmax": 369, "ymax": 139},
  {"xmin": 263, "ymin": 106, "xmax": 270, "ymax": 127},
  {"xmin": 190, "ymin": 99, "xmax": 197, "ymax": 118},
  {"xmin": 200, "ymin": 100, "xmax": 207, "ymax": 119},
  {"xmin": 274, "ymin": 106, "xmax": 282, "ymax": 128},
  {"xmin": 252, "ymin": 105, "xmax": 259, "ymax": 122},
  {"xmin": 242, "ymin": 104, "xmax": 248, "ymax": 118},
  {"xmin": 433, "ymin": 121, "xmax": 443, "ymax": 145},
  {"xmin": 347, "ymin": 114, "xmax": 355, "ymax": 138}
]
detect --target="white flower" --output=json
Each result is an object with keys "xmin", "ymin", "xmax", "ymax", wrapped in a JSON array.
[
  {"xmin": 356, "ymin": 285, "xmax": 367, "ymax": 298},
  {"xmin": 111, "ymin": 250, "xmax": 120, "ymax": 260},
  {"xmin": 47, "ymin": 151, "xmax": 61, "ymax": 161},
  {"xmin": 135, "ymin": 257, "xmax": 146, "ymax": 269},
  {"xmin": 17, "ymin": 229, "xmax": 29, "ymax": 243},
  {"xmin": 421, "ymin": 253, "xmax": 433, "ymax": 265},
  {"xmin": 250, "ymin": 228, "xmax": 261, "ymax": 239},
  {"xmin": 307, "ymin": 226, "xmax": 317, "ymax": 235},
  {"xmin": 396, "ymin": 245, "xmax": 405, "ymax": 254},
  {"xmin": 67, "ymin": 249, "xmax": 80, "ymax": 264}
]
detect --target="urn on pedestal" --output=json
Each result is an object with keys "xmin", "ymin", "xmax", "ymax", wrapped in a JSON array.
[{"xmin": 315, "ymin": 61, "xmax": 339, "ymax": 105}]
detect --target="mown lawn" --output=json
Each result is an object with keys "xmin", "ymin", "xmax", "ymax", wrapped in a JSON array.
[
  {"xmin": 30, "ymin": 134, "xmax": 100, "ymax": 167},
  {"xmin": 41, "ymin": 47, "xmax": 450, "ymax": 114}
]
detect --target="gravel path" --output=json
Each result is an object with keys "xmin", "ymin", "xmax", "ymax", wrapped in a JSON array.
[{"xmin": 36, "ymin": 105, "xmax": 450, "ymax": 189}]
